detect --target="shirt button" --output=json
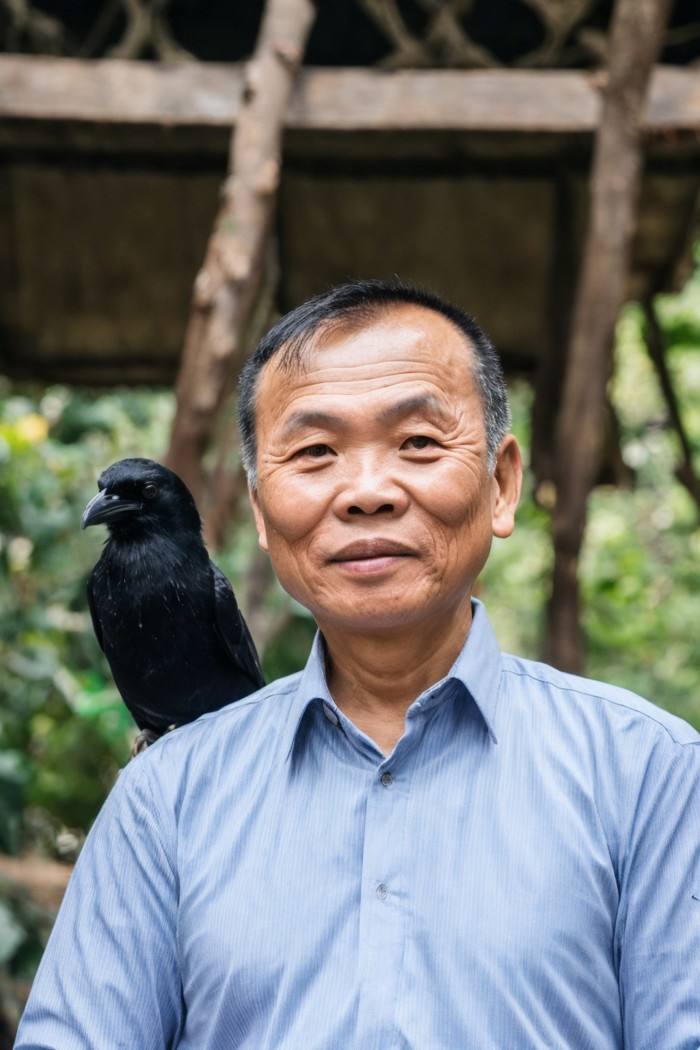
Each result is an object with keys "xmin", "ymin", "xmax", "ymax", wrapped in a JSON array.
[
  {"xmin": 376, "ymin": 883, "xmax": 388, "ymax": 901},
  {"xmin": 380, "ymin": 771, "xmax": 393, "ymax": 787},
  {"xmin": 322, "ymin": 703, "xmax": 339, "ymax": 726}
]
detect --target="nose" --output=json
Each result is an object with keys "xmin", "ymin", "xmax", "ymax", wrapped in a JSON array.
[{"xmin": 332, "ymin": 453, "xmax": 409, "ymax": 520}]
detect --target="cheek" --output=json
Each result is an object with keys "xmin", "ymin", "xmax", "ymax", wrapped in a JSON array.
[
  {"xmin": 413, "ymin": 460, "xmax": 489, "ymax": 531},
  {"xmin": 258, "ymin": 474, "xmax": 330, "ymax": 545}
]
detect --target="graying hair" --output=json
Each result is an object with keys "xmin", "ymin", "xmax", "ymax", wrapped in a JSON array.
[{"xmin": 237, "ymin": 280, "xmax": 510, "ymax": 489}]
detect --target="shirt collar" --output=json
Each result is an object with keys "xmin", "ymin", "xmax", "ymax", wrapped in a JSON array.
[{"xmin": 283, "ymin": 597, "xmax": 502, "ymax": 763}]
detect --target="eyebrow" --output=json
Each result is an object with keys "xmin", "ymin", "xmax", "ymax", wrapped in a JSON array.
[
  {"xmin": 377, "ymin": 394, "xmax": 448, "ymax": 426},
  {"xmin": 278, "ymin": 394, "xmax": 451, "ymax": 440}
]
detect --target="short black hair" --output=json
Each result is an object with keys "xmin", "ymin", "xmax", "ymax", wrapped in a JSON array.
[{"xmin": 237, "ymin": 279, "xmax": 510, "ymax": 486}]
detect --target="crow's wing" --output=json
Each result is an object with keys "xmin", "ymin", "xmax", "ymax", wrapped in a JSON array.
[
  {"xmin": 86, "ymin": 572, "xmax": 105, "ymax": 653},
  {"xmin": 210, "ymin": 561, "xmax": 265, "ymax": 690}
]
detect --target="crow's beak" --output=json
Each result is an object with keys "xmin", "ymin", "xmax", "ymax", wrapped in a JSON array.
[{"xmin": 81, "ymin": 489, "xmax": 143, "ymax": 529}]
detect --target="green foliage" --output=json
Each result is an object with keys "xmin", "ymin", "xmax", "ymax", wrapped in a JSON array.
[
  {"xmin": 262, "ymin": 613, "xmax": 318, "ymax": 684},
  {"xmin": 482, "ymin": 258, "xmax": 700, "ymax": 728},
  {"xmin": 0, "ymin": 385, "xmax": 175, "ymax": 860},
  {"xmin": 0, "ymin": 878, "xmax": 51, "ymax": 978},
  {"xmin": 581, "ymin": 295, "xmax": 700, "ymax": 727},
  {"xmin": 0, "ymin": 381, "xmax": 308, "ymax": 863}
]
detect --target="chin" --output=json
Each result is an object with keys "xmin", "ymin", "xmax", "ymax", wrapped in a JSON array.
[{"xmin": 316, "ymin": 598, "xmax": 436, "ymax": 634}]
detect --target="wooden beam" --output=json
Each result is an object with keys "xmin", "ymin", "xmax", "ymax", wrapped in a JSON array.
[{"xmin": 0, "ymin": 56, "xmax": 699, "ymax": 135}]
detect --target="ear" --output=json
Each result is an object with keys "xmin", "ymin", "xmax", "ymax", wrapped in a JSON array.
[
  {"xmin": 248, "ymin": 483, "xmax": 269, "ymax": 552},
  {"xmin": 491, "ymin": 434, "xmax": 522, "ymax": 539}
]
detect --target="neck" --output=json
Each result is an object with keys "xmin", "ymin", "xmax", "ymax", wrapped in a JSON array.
[
  {"xmin": 319, "ymin": 597, "xmax": 473, "ymax": 752},
  {"xmin": 104, "ymin": 526, "xmax": 206, "ymax": 566}
]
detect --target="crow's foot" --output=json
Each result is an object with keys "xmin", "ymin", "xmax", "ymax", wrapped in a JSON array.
[{"xmin": 131, "ymin": 728, "xmax": 162, "ymax": 757}]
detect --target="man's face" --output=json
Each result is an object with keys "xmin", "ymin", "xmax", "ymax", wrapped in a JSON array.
[{"xmin": 249, "ymin": 304, "xmax": 521, "ymax": 634}]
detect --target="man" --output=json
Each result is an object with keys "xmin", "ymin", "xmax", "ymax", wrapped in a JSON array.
[{"xmin": 16, "ymin": 280, "xmax": 700, "ymax": 1048}]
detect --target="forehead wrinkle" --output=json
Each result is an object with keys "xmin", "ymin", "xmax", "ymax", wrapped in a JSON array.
[
  {"xmin": 260, "ymin": 317, "xmax": 482, "ymax": 443},
  {"xmin": 268, "ymin": 361, "xmax": 469, "ymax": 402},
  {"xmin": 376, "ymin": 393, "xmax": 451, "ymax": 426},
  {"xmin": 274, "ymin": 392, "xmax": 461, "ymax": 447},
  {"xmin": 279, "ymin": 409, "xmax": 349, "ymax": 441}
]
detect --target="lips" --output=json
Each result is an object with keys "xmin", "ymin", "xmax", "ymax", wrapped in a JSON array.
[{"xmin": 329, "ymin": 538, "xmax": 416, "ymax": 562}]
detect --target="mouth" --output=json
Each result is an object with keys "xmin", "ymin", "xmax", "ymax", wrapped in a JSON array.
[
  {"xmin": 328, "ymin": 538, "xmax": 417, "ymax": 573},
  {"xmin": 332, "ymin": 555, "xmax": 412, "ymax": 576}
]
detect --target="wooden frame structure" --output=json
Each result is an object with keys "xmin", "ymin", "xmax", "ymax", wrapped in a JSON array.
[
  {"xmin": 2, "ymin": 57, "xmax": 697, "ymax": 392},
  {"xmin": 0, "ymin": 0, "xmax": 697, "ymax": 668}
]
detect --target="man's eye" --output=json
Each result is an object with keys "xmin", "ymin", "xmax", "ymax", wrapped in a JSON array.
[
  {"xmin": 297, "ymin": 443, "xmax": 332, "ymax": 458},
  {"xmin": 402, "ymin": 435, "xmax": 438, "ymax": 450}
]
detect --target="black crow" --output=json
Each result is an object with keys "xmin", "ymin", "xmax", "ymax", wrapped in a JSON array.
[{"xmin": 81, "ymin": 457, "xmax": 264, "ymax": 753}]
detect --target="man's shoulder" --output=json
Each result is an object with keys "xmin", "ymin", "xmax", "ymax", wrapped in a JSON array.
[
  {"xmin": 130, "ymin": 670, "xmax": 305, "ymax": 774},
  {"xmin": 500, "ymin": 652, "xmax": 700, "ymax": 747}
]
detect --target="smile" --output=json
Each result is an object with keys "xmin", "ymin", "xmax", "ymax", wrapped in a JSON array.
[
  {"xmin": 329, "ymin": 538, "xmax": 417, "ymax": 562},
  {"xmin": 331, "ymin": 553, "xmax": 413, "ymax": 575}
]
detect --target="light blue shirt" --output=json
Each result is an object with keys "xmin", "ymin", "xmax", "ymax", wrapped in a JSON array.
[{"xmin": 16, "ymin": 600, "xmax": 700, "ymax": 1049}]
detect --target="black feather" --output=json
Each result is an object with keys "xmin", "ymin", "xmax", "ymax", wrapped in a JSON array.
[{"xmin": 82, "ymin": 458, "xmax": 264, "ymax": 737}]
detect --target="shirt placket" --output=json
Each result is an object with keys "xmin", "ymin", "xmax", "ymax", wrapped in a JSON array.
[{"xmin": 353, "ymin": 727, "xmax": 420, "ymax": 1050}]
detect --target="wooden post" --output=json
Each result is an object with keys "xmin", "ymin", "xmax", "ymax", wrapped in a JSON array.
[
  {"xmin": 545, "ymin": 0, "xmax": 672, "ymax": 673},
  {"xmin": 531, "ymin": 170, "xmax": 577, "ymax": 498},
  {"xmin": 165, "ymin": 0, "xmax": 316, "ymax": 504}
]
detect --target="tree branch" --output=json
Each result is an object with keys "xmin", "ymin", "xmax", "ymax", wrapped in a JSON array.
[
  {"xmin": 361, "ymin": 0, "xmax": 499, "ymax": 68},
  {"xmin": 165, "ymin": 0, "xmax": 316, "ymax": 501},
  {"xmin": 517, "ymin": 0, "xmax": 596, "ymax": 67},
  {"xmin": 108, "ymin": 0, "xmax": 193, "ymax": 62},
  {"xmin": 242, "ymin": 548, "xmax": 294, "ymax": 658},
  {"xmin": 202, "ymin": 243, "xmax": 279, "ymax": 550},
  {"xmin": 360, "ymin": 0, "xmax": 433, "ymax": 67},
  {"xmin": 545, "ymin": 0, "xmax": 673, "ymax": 673},
  {"xmin": 418, "ymin": 0, "xmax": 499, "ymax": 68},
  {"xmin": 0, "ymin": 0, "xmax": 64, "ymax": 53},
  {"xmin": 643, "ymin": 297, "xmax": 700, "ymax": 514}
]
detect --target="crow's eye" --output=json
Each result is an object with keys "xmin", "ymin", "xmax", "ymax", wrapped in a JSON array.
[{"xmin": 143, "ymin": 482, "xmax": 159, "ymax": 499}]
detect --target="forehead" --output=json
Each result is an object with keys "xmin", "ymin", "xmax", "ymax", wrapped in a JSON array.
[
  {"xmin": 100, "ymin": 463, "xmax": 159, "ymax": 487},
  {"xmin": 256, "ymin": 304, "xmax": 479, "ymax": 423}
]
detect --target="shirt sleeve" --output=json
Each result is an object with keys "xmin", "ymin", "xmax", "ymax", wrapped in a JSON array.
[
  {"xmin": 617, "ymin": 736, "xmax": 700, "ymax": 1049},
  {"xmin": 14, "ymin": 755, "xmax": 182, "ymax": 1050}
]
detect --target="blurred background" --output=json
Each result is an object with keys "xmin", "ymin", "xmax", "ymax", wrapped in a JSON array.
[{"xmin": 1, "ymin": 0, "xmax": 699, "ymax": 1041}]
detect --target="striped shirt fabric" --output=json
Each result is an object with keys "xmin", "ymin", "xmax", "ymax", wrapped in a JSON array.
[{"xmin": 15, "ymin": 599, "xmax": 700, "ymax": 1049}]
